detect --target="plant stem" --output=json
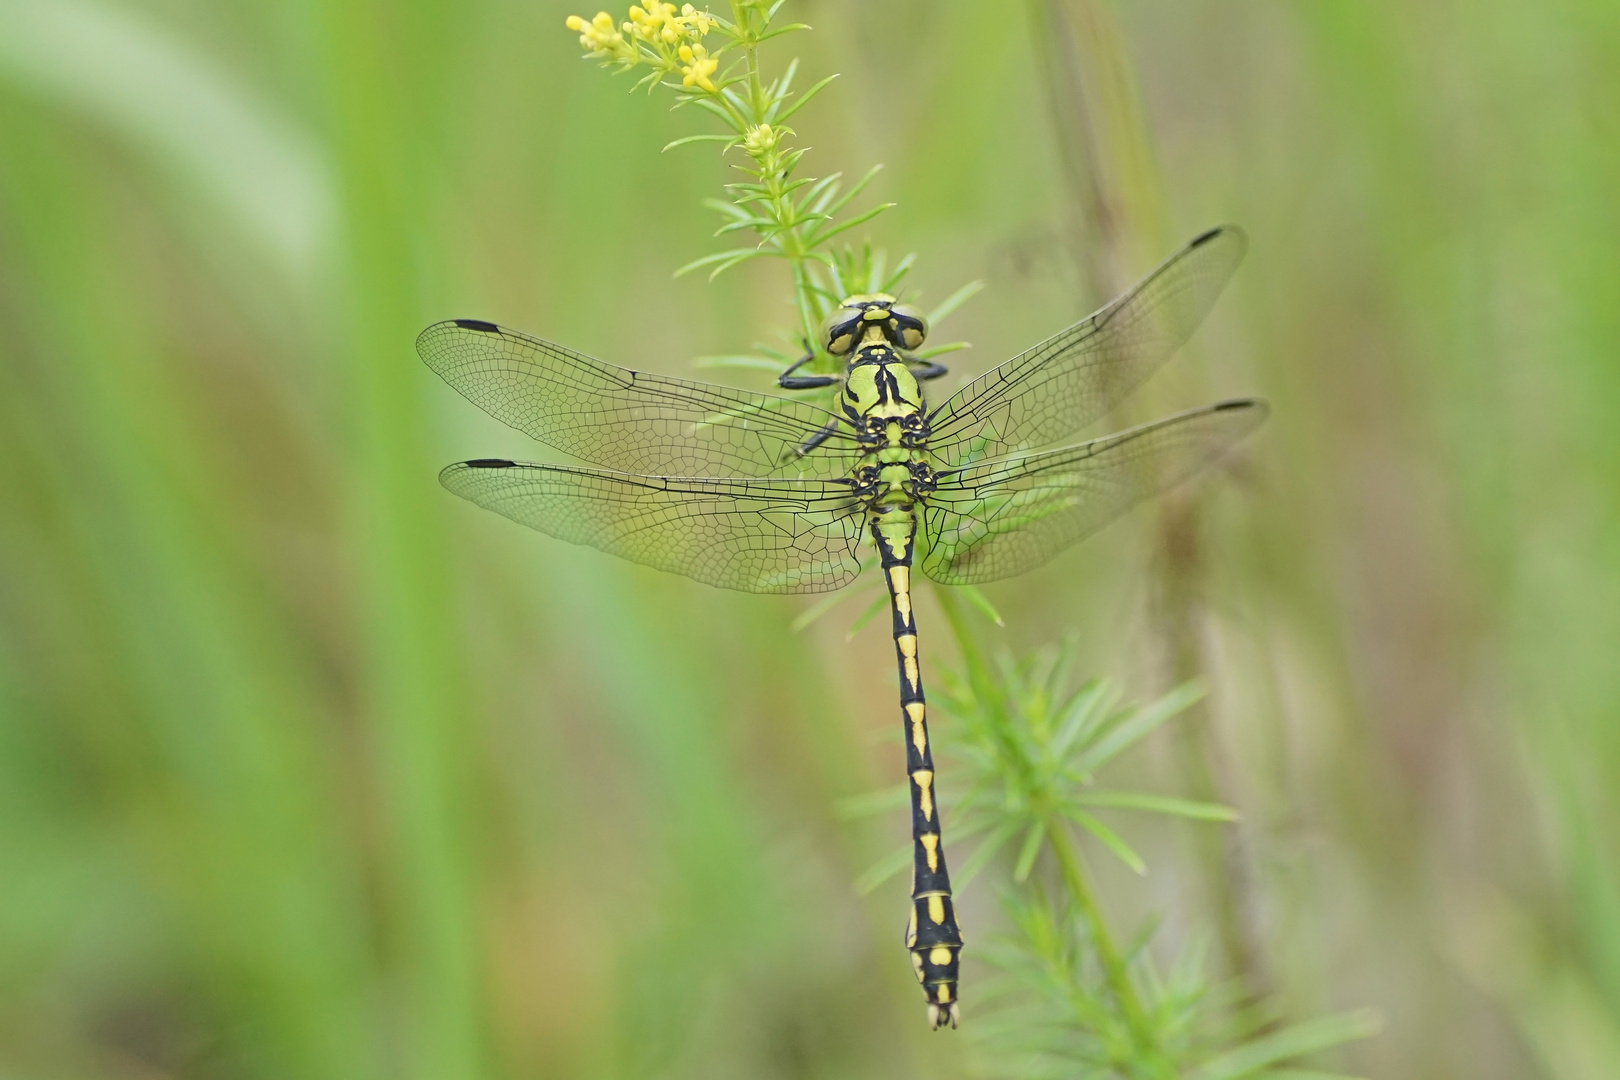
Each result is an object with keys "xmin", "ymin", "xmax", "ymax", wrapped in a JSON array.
[{"xmin": 1047, "ymin": 818, "xmax": 1172, "ymax": 1078}]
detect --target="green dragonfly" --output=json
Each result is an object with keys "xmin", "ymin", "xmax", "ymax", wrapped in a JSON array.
[{"xmin": 419, "ymin": 226, "xmax": 1266, "ymax": 1030}]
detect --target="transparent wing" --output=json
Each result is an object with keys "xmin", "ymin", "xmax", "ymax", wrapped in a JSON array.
[
  {"xmin": 918, "ymin": 400, "xmax": 1267, "ymax": 585},
  {"xmin": 927, "ymin": 227, "xmax": 1247, "ymax": 467},
  {"xmin": 418, "ymin": 319, "xmax": 860, "ymax": 478},
  {"xmin": 441, "ymin": 459, "xmax": 868, "ymax": 594}
]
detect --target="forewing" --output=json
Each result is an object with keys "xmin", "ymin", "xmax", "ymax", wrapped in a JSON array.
[
  {"xmin": 927, "ymin": 227, "xmax": 1247, "ymax": 466},
  {"xmin": 442, "ymin": 459, "xmax": 867, "ymax": 594},
  {"xmin": 919, "ymin": 400, "xmax": 1267, "ymax": 585},
  {"xmin": 418, "ymin": 319, "xmax": 859, "ymax": 478}
]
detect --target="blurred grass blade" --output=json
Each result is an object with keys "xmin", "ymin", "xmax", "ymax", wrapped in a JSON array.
[
  {"xmin": 854, "ymin": 844, "xmax": 914, "ymax": 895},
  {"xmin": 1062, "ymin": 809, "xmax": 1146, "ymax": 875},
  {"xmin": 0, "ymin": 0, "xmax": 332, "ymax": 272},
  {"xmin": 1074, "ymin": 790, "xmax": 1239, "ymax": 822},
  {"xmin": 791, "ymin": 581, "xmax": 881, "ymax": 633},
  {"xmin": 845, "ymin": 591, "xmax": 891, "ymax": 640},
  {"xmin": 926, "ymin": 279, "xmax": 986, "ymax": 326},
  {"xmin": 1073, "ymin": 680, "xmax": 1206, "ymax": 775},
  {"xmin": 1012, "ymin": 818, "xmax": 1047, "ymax": 882},
  {"xmin": 836, "ymin": 783, "xmax": 909, "ymax": 819},
  {"xmin": 1191, "ymin": 1009, "xmax": 1384, "ymax": 1080},
  {"xmin": 958, "ymin": 583, "xmax": 1006, "ymax": 626}
]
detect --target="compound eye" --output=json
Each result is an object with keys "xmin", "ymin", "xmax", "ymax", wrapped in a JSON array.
[
  {"xmin": 887, "ymin": 304, "xmax": 928, "ymax": 350},
  {"xmin": 820, "ymin": 307, "xmax": 863, "ymax": 355}
]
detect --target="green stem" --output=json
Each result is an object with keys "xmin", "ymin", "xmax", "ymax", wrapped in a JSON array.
[{"xmin": 1047, "ymin": 819, "xmax": 1171, "ymax": 1077}]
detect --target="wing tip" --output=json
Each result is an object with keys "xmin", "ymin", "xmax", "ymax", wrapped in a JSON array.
[
  {"xmin": 416, "ymin": 318, "xmax": 503, "ymax": 356},
  {"xmin": 1188, "ymin": 225, "xmax": 1250, "ymax": 270}
]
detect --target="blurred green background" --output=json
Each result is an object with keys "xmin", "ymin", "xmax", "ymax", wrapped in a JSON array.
[{"xmin": 3, "ymin": 0, "xmax": 1619, "ymax": 1077}]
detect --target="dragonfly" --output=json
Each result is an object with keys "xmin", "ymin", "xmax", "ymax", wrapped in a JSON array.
[{"xmin": 419, "ymin": 225, "xmax": 1266, "ymax": 1030}]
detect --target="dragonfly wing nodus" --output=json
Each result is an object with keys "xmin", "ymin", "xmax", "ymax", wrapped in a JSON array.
[{"xmin": 421, "ymin": 225, "xmax": 1266, "ymax": 1030}]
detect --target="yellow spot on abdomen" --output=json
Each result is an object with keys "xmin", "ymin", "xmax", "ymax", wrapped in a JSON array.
[
  {"xmin": 913, "ymin": 769, "xmax": 934, "ymax": 821},
  {"xmin": 889, "ymin": 566, "xmax": 912, "ymax": 619},
  {"xmin": 928, "ymin": 894, "xmax": 946, "ymax": 924},
  {"xmin": 921, "ymin": 833, "xmax": 939, "ymax": 871},
  {"xmin": 907, "ymin": 905, "xmax": 918, "ymax": 947},
  {"xmin": 936, "ymin": 983, "xmax": 952, "ymax": 1004},
  {"xmin": 911, "ymin": 951, "xmax": 926, "ymax": 982},
  {"xmin": 906, "ymin": 701, "xmax": 927, "ymax": 754},
  {"xmin": 930, "ymin": 946, "xmax": 952, "ymax": 966},
  {"xmin": 904, "ymin": 657, "xmax": 919, "ymax": 691},
  {"xmin": 897, "ymin": 633, "xmax": 917, "ymax": 657}
]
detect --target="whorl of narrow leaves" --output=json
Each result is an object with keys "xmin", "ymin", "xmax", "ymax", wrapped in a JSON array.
[
  {"xmin": 562, "ymin": 0, "xmax": 979, "ymax": 381},
  {"xmin": 847, "ymin": 600, "xmax": 1380, "ymax": 1077}
]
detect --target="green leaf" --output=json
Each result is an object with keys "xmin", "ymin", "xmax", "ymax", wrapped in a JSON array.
[
  {"xmin": 1062, "ymin": 809, "xmax": 1146, "ymax": 875},
  {"xmin": 756, "ymin": 23, "xmax": 813, "ymax": 45},
  {"xmin": 788, "ymin": 581, "xmax": 881, "ymax": 632},
  {"xmin": 1073, "ymin": 680, "xmax": 1207, "ymax": 776},
  {"xmin": 1074, "ymin": 791, "xmax": 1240, "ymax": 822},
  {"xmin": 799, "ymin": 170, "xmax": 844, "ymax": 214},
  {"xmin": 662, "ymin": 133, "xmax": 735, "ymax": 152},
  {"xmin": 835, "ymin": 783, "xmax": 909, "ymax": 819},
  {"xmin": 883, "ymin": 251, "xmax": 917, "ymax": 293},
  {"xmin": 912, "ymin": 341, "xmax": 972, "ymax": 362},
  {"xmin": 956, "ymin": 584, "xmax": 1005, "ymax": 626},
  {"xmin": 693, "ymin": 354, "xmax": 785, "ymax": 373},
  {"xmin": 867, "ymin": 248, "xmax": 888, "ymax": 294},
  {"xmin": 1051, "ymin": 680, "xmax": 1108, "ymax": 759},
  {"xmin": 854, "ymin": 844, "xmax": 914, "ymax": 895},
  {"xmin": 952, "ymin": 820, "xmax": 1021, "ymax": 891},
  {"xmin": 926, "ymin": 279, "xmax": 987, "ymax": 326},
  {"xmin": 1259, "ymin": 1071, "xmax": 1370, "ymax": 1080},
  {"xmin": 822, "ymin": 163, "xmax": 884, "ymax": 217},
  {"xmin": 1012, "ymin": 819, "xmax": 1047, "ymax": 881},
  {"xmin": 773, "ymin": 73, "xmax": 838, "ymax": 124},
  {"xmin": 769, "ymin": 56, "xmax": 800, "ymax": 100},
  {"xmin": 809, "ymin": 202, "xmax": 897, "ymax": 247},
  {"xmin": 688, "ymin": 95, "xmax": 743, "ymax": 130},
  {"xmin": 1191, "ymin": 1010, "xmax": 1384, "ymax": 1080},
  {"xmin": 673, "ymin": 247, "xmax": 762, "ymax": 277}
]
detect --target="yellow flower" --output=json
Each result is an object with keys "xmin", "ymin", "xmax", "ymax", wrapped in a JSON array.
[
  {"xmin": 678, "ymin": 42, "xmax": 718, "ymax": 92},
  {"xmin": 627, "ymin": 1, "xmax": 679, "ymax": 42},
  {"xmin": 677, "ymin": 4, "xmax": 715, "ymax": 38},
  {"xmin": 565, "ymin": 11, "xmax": 627, "ymax": 57}
]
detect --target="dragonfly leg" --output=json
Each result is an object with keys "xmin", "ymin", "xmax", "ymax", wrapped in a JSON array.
[
  {"xmin": 790, "ymin": 417, "xmax": 843, "ymax": 459},
  {"xmin": 778, "ymin": 349, "xmax": 839, "ymax": 390},
  {"xmin": 910, "ymin": 360, "xmax": 949, "ymax": 381}
]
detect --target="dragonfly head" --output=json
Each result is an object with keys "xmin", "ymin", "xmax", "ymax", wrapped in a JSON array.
[{"xmin": 821, "ymin": 293, "xmax": 929, "ymax": 355}]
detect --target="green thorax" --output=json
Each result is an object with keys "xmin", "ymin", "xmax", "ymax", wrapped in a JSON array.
[{"xmin": 840, "ymin": 329, "xmax": 935, "ymax": 510}]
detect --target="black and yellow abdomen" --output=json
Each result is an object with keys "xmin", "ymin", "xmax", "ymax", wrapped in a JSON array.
[{"xmin": 839, "ymin": 320, "xmax": 963, "ymax": 1030}]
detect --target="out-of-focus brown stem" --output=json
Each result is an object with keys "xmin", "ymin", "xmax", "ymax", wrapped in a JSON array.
[{"xmin": 1030, "ymin": 0, "xmax": 1273, "ymax": 1001}]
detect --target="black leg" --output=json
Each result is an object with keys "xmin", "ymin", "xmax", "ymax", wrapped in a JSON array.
[
  {"xmin": 910, "ymin": 361, "xmax": 949, "ymax": 381},
  {"xmin": 778, "ymin": 349, "xmax": 838, "ymax": 390},
  {"xmin": 792, "ymin": 417, "xmax": 842, "ymax": 458}
]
